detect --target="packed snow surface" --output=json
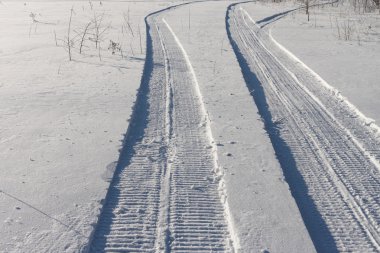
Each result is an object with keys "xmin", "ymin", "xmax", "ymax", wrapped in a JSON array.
[{"xmin": 0, "ymin": 0, "xmax": 379, "ymax": 252}]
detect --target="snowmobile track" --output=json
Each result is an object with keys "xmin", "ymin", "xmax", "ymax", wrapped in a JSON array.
[
  {"xmin": 88, "ymin": 5, "xmax": 233, "ymax": 253},
  {"xmin": 227, "ymin": 4, "xmax": 380, "ymax": 253}
]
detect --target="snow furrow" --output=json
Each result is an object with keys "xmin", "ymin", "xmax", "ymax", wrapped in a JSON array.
[
  {"xmin": 267, "ymin": 30, "xmax": 380, "ymax": 164},
  {"xmin": 89, "ymin": 14, "xmax": 167, "ymax": 250},
  {"xmin": 227, "ymin": 4, "xmax": 380, "ymax": 252},
  {"xmin": 157, "ymin": 17, "xmax": 233, "ymax": 252},
  {"xmin": 88, "ymin": 5, "xmax": 233, "ymax": 252}
]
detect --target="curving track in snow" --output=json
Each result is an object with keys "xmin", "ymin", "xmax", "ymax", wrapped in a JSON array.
[
  {"xmin": 227, "ymin": 4, "xmax": 380, "ymax": 252},
  {"xmin": 88, "ymin": 6, "xmax": 233, "ymax": 253}
]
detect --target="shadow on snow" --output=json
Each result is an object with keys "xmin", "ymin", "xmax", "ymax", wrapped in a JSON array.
[{"xmin": 226, "ymin": 3, "xmax": 338, "ymax": 253}]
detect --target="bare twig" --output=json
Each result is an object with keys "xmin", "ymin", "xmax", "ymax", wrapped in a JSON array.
[
  {"xmin": 54, "ymin": 30, "xmax": 58, "ymax": 46},
  {"xmin": 123, "ymin": 12, "xmax": 134, "ymax": 37},
  {"xmin": 79, "ymin": 22, "xmax": 92, "ymax": 54},
  {"xmin": 91, "ymin": 12, "xmax": 110, "ymax": 49},
  {"xmin": 130, "ymin": 43, "xmax": 135, "ymax": 56},
  {"xmin": 220, "ymin": 38, "xmax": 224, "ymax": 55},
  {"xmin": 67, "ymin": 6, "xmax": 74, "ymax": 61},
  {"xmin": 138, "ymin": 24, "xmax": 142, "ymax": 54},
  {"xmin": 98, "ymin": 42, "xmax": 102, "ymax": 61}
]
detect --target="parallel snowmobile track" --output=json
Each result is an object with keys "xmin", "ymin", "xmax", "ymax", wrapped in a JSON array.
[
  {"xmin": 227, "ymin": 5, "xmax": 380, "ymax": 252},
  {"xmin": 89, "ymin": 6, "xmax": 233, "ymax": 253}
]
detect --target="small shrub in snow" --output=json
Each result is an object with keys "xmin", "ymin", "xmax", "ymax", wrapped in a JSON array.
[{"xmin": 108, "ymin": 40, "xmax": 123, "ymax": 57}]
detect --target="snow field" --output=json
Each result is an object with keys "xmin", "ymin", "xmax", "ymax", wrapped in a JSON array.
[
  {"xmin": 0, "ymin": 1, "xmax": 169, "ymax": 251},
  {"xmin": 1, "ymin": 0, "xmax": 379, "ymax": 252}
]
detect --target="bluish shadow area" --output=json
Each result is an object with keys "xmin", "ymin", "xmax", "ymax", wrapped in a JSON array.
[
  {"xmin": 84, "ymin": 2, "xmax": 202, "ymax": 252},
  {"xmin": 256, "ymin": 8, "xmax": 297, "ymax": 28},
  {"xmin": 84, "ymin": 16, "xmax": 155, "ymax": 253},
  {"xmin": 226, "ymin": 4, "xmax": 338, "ymax": 253},
  {"xmin": 256, "ymin": 0, "xmax": 338, "ymax": 28}
]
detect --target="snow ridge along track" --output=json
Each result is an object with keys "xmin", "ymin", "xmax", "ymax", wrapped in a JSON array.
[
  {"xmin": 227, "ymin": 4, "xmax": 380, "ymax": 253},
  {"xmin": 89, "ymin": 5, "xmax": 233, "ymax": 253}
]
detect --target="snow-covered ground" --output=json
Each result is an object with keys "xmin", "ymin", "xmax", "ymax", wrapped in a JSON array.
[
  {"xmin": 0, "ymin": 1, "xmax": 169, "ymax": 251},
  {"xmin": 233, "ymin": 1, "xmax": 380, "ymax": 251},
  {"xmin": 161, "ymin": 2, "xmax": 314, "ymax": 251},
  {"xmin": 244, "ymin": 0, "xmax": 380, "ymax": 123},
  {"xmin": 0, "ymin": 0, "xmax": 379, "ymax": 252}
]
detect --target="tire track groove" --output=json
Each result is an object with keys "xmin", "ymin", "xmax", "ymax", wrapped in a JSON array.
[
  {"xmin": 158, "ymin": 17, "xmax": 233, "ymax": 252},
  {"xmin": 227, "ymin": 4, "xmax": 380, "ymax": 252},
  {"xmin": 88, "ymin": 4, "xmax": 234, "ymax": 252}
]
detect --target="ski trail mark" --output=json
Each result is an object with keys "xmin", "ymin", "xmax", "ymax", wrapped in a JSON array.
[
  {"xmin": 162, "ymin": 18, "xmax": 238, "ymax": 252},
  {"xmin": 88, "ymin": 10, "xmax": 168, "ymax": 253},
  {"xmin": 88, "ymin": 3, "xmax": 235, "ymax": 252},
  {"xmin": 156, "ymin": 17, "xmax": 234, "ymax": 252},
  {"xmin": 242, "ymin": 7, "xmax": 380, "ymax": 172},
  {"xmin": 227, "ymin": 4, "xmax": 380, "ymax": 252}
]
